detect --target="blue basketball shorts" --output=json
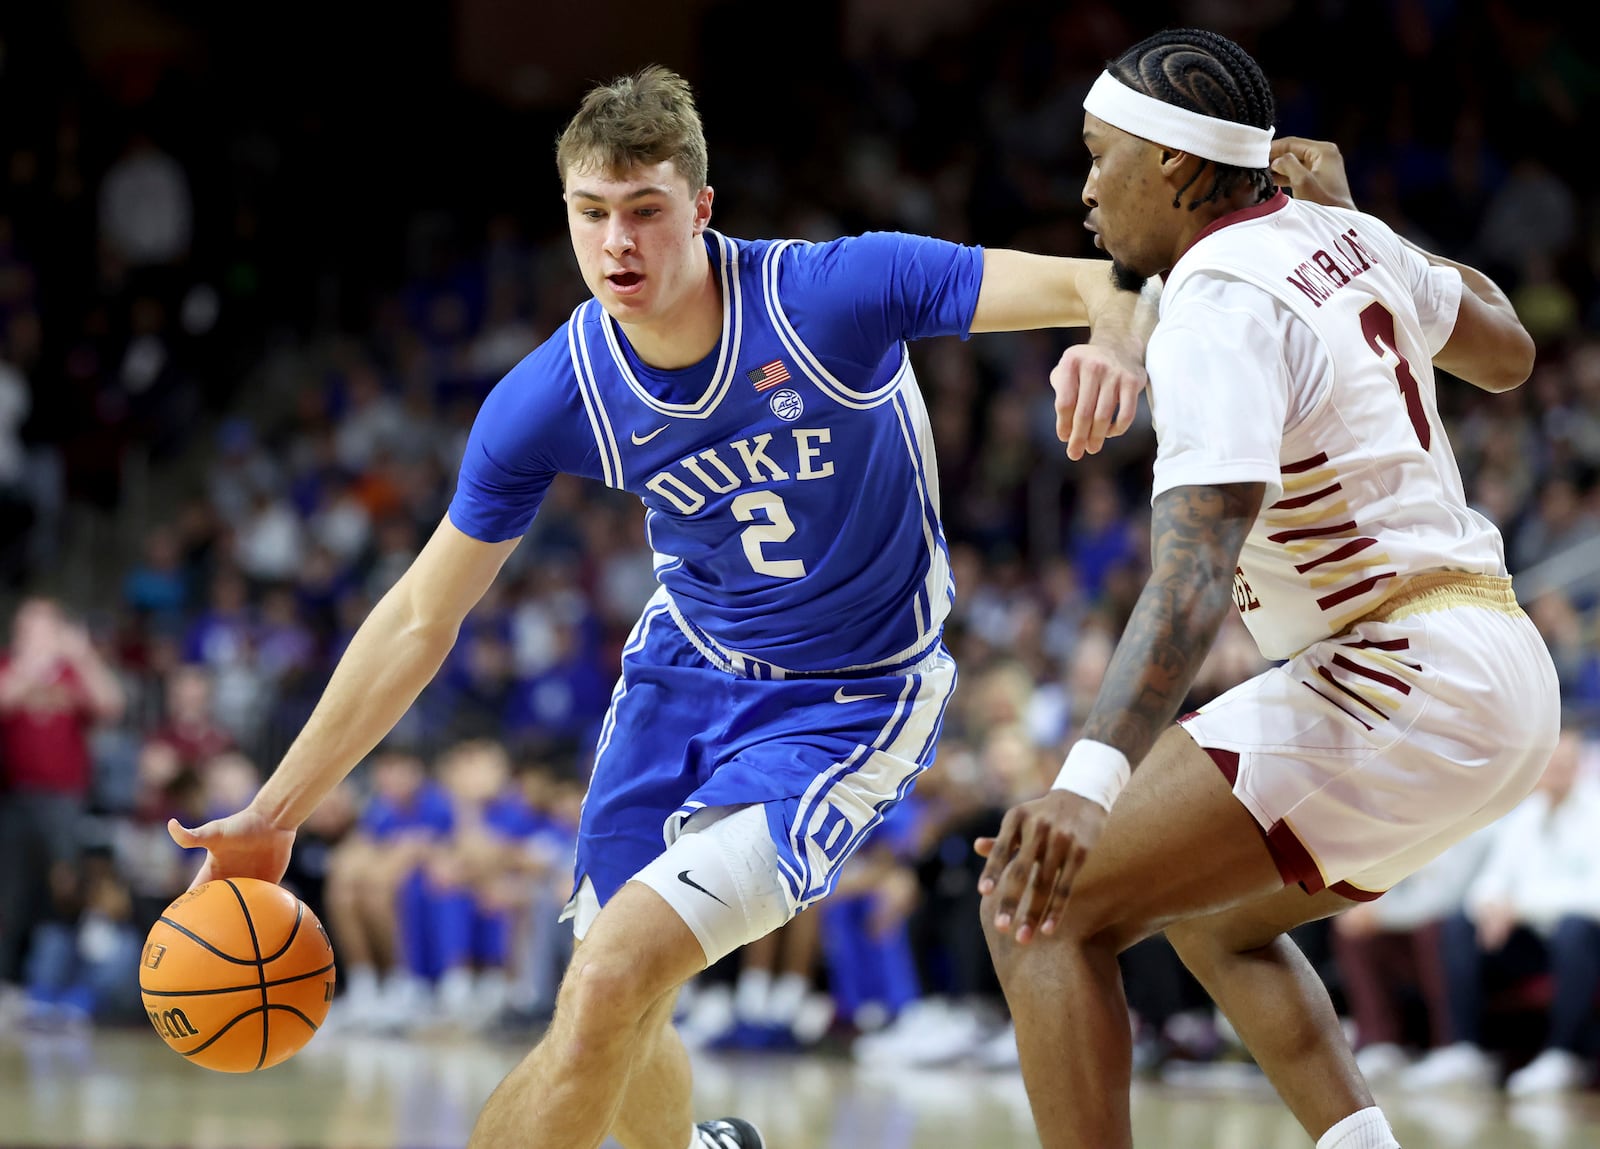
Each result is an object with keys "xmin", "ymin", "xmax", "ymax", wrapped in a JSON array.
[{"xmin": 569, "ymin": 592, "xmax": 956, "ymax": 920}]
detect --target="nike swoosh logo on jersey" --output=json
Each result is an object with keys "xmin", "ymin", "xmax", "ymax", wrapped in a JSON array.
[
  {"xmin": 834, "ymin": 687, "xmax": 887, "ymax": 704},
  {"xmin": 677, "ymin": 870, "xmax": 729, "ymax": 906},
  {"xmin": 631, "ymin": 424, "xmax": 670, "ymax": 445}
]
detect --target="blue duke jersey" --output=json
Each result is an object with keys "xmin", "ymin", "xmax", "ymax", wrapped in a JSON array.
[{"xmin": 448, "ymin": 229, "xmax": 984, "ymax": 674}]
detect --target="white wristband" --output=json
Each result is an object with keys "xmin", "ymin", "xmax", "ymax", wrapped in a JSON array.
[{"xmin": 1051, "ymin": 740, "xmax": 1131, "ymax": 813}]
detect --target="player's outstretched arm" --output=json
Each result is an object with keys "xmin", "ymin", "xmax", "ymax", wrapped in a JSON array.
[
  {"xmin": 972, "ymin": 250, "xmax": 1160, "ymax": 458},
  {"xmin": 968, "ymin": 249, "xmax": 1140, "ymax": 333},
  {"xmin": 977, "ymin": 481, "xmax": 1262, "ymax": 941},
  {"xmin": 1272, "ymin": 136, "xmax": 1535, "ymax": 394},
  {"xmin": 169, "ymin": 517, "xmax": 520, "ymax": 884}
]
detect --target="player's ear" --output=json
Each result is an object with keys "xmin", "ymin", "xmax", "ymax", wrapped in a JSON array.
[
  {"xmin": 1158, "ymin": 147, "xmax": 1199, "ymax": 184},
  {"xmin": 693, "ymin": 185, "xmax": 714, "ymax": 234}
]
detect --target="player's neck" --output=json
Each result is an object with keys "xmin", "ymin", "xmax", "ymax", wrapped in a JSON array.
[
  {"xmin": 1170, "ymin": 187, "xmax": 1269, "ymax": 268},
  {"xmin": 616, "ymin": 266, "xmax": 724, "ymax": 371}
]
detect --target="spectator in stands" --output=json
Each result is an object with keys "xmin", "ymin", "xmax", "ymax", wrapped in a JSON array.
[
  {"xmin": 425, "ymin": 739, "xmax": 521, "ymax": 1029},
  {"xmin": 0, "ymin": 598, "xmax": 125, "ymax": 991},
  {"xmin": 488, "ymin": 760, "xmax": 581, "ymax": 1030},
  {"xmin": 145, "ymin": 663, "xmax": 234, "ymax": 774},
  {"xmin": 97, "ymin": 130, "xmax": 193, "ymax": 276},
  {"xmin": 1403, "ymin": 725, "xmax": 1600, "ymax": 1094},
  {"xmin": 121, "ymin": 526, "xmax": 191, "ymax": 630},
  {"xmin": 1330, "ymin": 828, "xmax": 1496, "ymax": 1078},
  {"xmin": 21, "ymin": 848, "xmax": 143, "ymax": 1029},
  {"xmin": 323, "ymin": 744, "xmax": 451, "ymax": 1031}
]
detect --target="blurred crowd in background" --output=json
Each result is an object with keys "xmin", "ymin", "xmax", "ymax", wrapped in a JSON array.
[{"xmin": 2, "ymin": 0, "xmax": 1598, "ymax": 1099}]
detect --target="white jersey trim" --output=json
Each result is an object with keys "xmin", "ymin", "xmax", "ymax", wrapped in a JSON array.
[
  {"xmin": 763, "ymin": 240, "xmax": 909, "ymax": 410},
  {"xmin": 567, "ymin": 301, "xmax": 625, "ymax": 489},
  {"xmin": 601, "ymin": 230, "xmax": 742, "ymax": 419}
]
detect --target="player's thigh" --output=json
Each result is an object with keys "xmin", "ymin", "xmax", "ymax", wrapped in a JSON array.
[
  {"xmin": 1053, "ymin": 724, "xmax": 1285, "ymax": 953},
  {"xmin": 576, "ymin": 804, "xmax": 797, "ymax": 970}
]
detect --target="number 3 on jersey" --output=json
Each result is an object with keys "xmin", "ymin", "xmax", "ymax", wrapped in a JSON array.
[
  {"xmin": 732, "ymin": 491, "xmax": 806, "ymax": 578},
  {"xmin": 1360, "ymin": 301, "xmax": 1430, "ymax": 450}
]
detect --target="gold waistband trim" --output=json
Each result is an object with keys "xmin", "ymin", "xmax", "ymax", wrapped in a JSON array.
[{"xmin": 1359, "ymin": 571, "xmax": 1521, "ymax": 625}]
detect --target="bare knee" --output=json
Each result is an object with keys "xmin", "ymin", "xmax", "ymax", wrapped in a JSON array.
[
  {"xmin": 549, "ymin": 948, "xmax": 669, "ymax": 1060},
  {"xmin": 1166, "ymin": 914, "xmax": 1284, "ymax": 984},
  {"xmin": 981, "ymin": 888, "xmax": 1148, "ymax": 984}
]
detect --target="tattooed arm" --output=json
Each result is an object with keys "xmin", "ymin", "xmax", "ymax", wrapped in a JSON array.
[
  {"xmin": 1080, "ymin": 482, "xmax": 1264, "ymax": 765},
  {"xmin": 977, "ymin": 481, "xmax": 1264, "ymax": 942}
]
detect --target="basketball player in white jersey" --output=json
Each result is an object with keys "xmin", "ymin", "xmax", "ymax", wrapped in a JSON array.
[{"xmin": 977, "ymin": 28, "xmax": 1558, "ymax": 1149}]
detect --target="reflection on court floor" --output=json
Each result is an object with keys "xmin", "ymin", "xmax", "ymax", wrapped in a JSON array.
[{"xmin": 2, "ymin": 1029, "xmax": 1597, "ymax": 1148}]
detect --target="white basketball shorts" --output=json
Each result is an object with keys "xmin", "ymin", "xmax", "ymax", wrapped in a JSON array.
[{"xmin": 1180, "ymin": 573, "xmax": 1560, "ymax": 899}]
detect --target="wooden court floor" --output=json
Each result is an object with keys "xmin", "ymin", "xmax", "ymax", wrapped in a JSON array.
[{"xmin": 3, "ymin": 1027, "xmax": 1598, "ymax": 1148}]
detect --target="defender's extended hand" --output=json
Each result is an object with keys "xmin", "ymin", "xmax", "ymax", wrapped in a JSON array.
[
  {"xmin": 1051, "ymin": 344, "xmax": 1147, "ymax": 461},
  {"xmin": 168, "ymin": 807, "xmax": 296, "ymax": 891},
  {"xmin": 975, "ymin": 790, "xmax": 1107, "ymax": 944}
]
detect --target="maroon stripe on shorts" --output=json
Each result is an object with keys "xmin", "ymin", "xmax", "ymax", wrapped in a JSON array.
[
  {"xmin": 1331, "ymin": 880, "xmax": 1386, "ymax": 902},
  {"xmin": 1202, "ymin": 746, "xmax": 1241, "ymax": 786},
  {"xmin": 1331, "ymin": 652, "xmax": 1412, "ymax": 693},
  {"xmin": 1199, "ymin": 743, "xmax": 1337, "ymax": 897},
  {"xmin": 1265, "ymin": 820, "xmax": 1327, "ymax": 895},
  {"xmin": 1300, "ymin": 680, "xmax": 1375, "ymax": 731},
  {"xmin": 1341, "ymin": 637, "xmax": 1410, "ymax": 651},
  {"xmin": 1316, "ymin": 666, "xmax": 1389, "ymax": 717}
]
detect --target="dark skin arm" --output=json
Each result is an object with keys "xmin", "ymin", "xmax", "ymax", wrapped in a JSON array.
[{"xmin": 977, "ymin": 481, "xmax": 1264, "ymax": 942}]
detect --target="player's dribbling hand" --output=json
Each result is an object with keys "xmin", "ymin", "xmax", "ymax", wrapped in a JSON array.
[
  {"xmin": 975, "ymin": 790, "xmax": 1107, "ymax": 944},
  {"xmin": 168, "ymin": 806, "xmax": 296, "ymax": 890},
  {"xmin": 1269, "ymin": 137, "xmax": 1357, "ymax": 211},
  {"xmin": 1051, "ymin": 344, "xmax": 1147, "ymax": 461}
]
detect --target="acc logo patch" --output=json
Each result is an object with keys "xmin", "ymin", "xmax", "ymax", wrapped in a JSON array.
[
  {"xmin": 769, "ymin": 389, "xmax": 803, "ymax": 421},
  {"xmin": 142, "ymin": 942, "xmax": 167, "ymax": 969}
]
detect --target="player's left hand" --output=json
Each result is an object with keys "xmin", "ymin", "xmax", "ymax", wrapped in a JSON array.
[
  {"xmin": 1051, "ymin": 344, "xmax": 1147, "ymax": 461},
  {"xmin": 975, "ymin": 790, "xmax": 1107, "ymax": 944}
]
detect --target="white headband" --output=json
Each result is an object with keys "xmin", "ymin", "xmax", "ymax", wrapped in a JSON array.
[{"xmin": 1083, "ymin": 71, "xmax": 1273, "ymax": 168}]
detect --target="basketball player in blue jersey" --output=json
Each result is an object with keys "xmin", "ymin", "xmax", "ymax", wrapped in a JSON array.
[{"xmin": 168, "ymin": 65, "xmax": 1156, "ymax": 1149}]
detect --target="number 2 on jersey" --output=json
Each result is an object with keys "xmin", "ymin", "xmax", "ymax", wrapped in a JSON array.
[
  {"xmin": 732, "ymin": 491, "xmax": 807, "ymax": 578},
  {"xmin": 1359, "ymin": 301, "xmax": 1430, "ymax": 450}
]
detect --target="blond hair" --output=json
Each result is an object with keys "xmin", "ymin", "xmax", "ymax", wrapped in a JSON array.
[{"xmin": 556, "ymin": 64, "xmax": 709, "ymax": 190}]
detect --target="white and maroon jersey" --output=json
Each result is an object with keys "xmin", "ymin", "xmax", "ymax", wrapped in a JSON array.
[{"xmin": 1146, "ymin": 191, "xmax": 1506, "ymax": 661}]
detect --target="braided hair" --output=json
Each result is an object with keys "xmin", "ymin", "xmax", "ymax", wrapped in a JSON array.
[{"xmin": 1106, "ymin": 29, "xmax": 1276, "ymax": 211}]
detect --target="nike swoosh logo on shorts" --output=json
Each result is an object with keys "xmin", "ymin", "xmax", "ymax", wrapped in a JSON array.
[
  {"xmin": 834, "ymin": 687, "xmax": 887, "ymax": 704},
  {"xmin": 632, "ymin": 424, "xmax": 670, "ymax": 445},
  {"xmin": 677, "ymin": 870, "xmax": 729, "ymax": 906}
]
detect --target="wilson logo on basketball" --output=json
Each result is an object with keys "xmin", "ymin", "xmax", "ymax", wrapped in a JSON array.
[
  {"xmin": 142, "ymin": 942, "xmax": 167, "ymax": 969},
  {"xmin": 148, "ymin": 1007, "xmax": 200, "ymax": 1039}
]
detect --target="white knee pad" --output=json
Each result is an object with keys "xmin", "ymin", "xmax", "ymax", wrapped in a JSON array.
[{"xmin": 626, "ymin": 805, "xmax": 797, "ymax": 967}]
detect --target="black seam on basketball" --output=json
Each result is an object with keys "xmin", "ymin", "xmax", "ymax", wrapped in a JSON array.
[
  {"xmin": 259, "ymin": 899, "xmax": 304, "ymax": 964},
  {"xmin": 223, "ymin": 879, "xmax": 270, "ymax": 1072},
  {"xmin": 141, "ymin": 961, "xmax": 337, "ymax": 997},
  {"xmin": 177, "ymin": 1003, "xmax": 265, "ymax": 1056},
  {"xmin": 155, "ymin": 916, "xmax": 258, "ymax": 964},
  {"xmin": 266, "ymin": 1002, "xmax": 321, "ymax": 1032}
]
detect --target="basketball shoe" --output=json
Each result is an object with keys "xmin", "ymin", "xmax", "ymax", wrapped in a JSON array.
[{"xmin": 695, "ymin": 1117, "xmax": 765, "ymax": 1148}]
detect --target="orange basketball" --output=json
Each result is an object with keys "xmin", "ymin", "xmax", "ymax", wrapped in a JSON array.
[{"xmin": 139, "ymin": 878, "xmax": 336, "ymax": 1072}]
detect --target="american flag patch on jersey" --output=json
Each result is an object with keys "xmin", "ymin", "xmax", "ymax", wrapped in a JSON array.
[{"xmin": 747, "ymin": 359, "xmax": 791, "ymax": 391}]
